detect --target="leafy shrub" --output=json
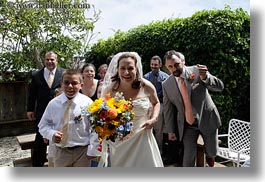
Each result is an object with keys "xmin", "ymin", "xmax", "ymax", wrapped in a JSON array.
[{"xmin": 85, "ymin": 7, "xmax": 250, "ymax": 132}]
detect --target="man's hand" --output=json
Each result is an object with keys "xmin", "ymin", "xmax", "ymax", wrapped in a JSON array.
[
  {"xmin": 197, "ymin": 64, "xmax": 208, "ymax": 80},
  {"xmin": 43, "ymin": 138, "xmax": 49, "ymax": 144},
  {"xmin": 168, "ymin": 133, "xmax": 177, "ymax": 141},
  {"xmin": 27, "ymin": 112, "xmax": 35, "ymax": 121}
]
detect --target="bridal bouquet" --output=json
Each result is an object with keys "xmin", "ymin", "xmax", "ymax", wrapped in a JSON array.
[{"xmin": 84, "ymin": 92, "xmax": 135, "ymax": 142}]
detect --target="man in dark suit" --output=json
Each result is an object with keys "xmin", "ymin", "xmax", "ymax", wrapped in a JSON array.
[
  {"xmin": 27, "ymin": 51, "xmax": 64, "ymax": 167},
  {"xmin": 162, "ymin": 50, "xmax": 224, "ymax": 167}
]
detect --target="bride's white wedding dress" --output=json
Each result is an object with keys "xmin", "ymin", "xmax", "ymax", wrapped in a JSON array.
[{"xmin": 105, "ymin": 97, "xmax": 164, "ymax": 167}]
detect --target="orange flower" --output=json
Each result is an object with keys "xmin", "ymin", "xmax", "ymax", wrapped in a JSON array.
[
  {"xmin": 104, "ymin": 93, "xmax": 111, "ymax": 100},
  {"xmin": 123, "ymin": 104, "xmax": 129, "ymax": 110},
  {"xmin": 95, "ymin": 126, "xmax": 104, "ymax": 136},
  {"xmin": 108, "ymin": 108, "xmax": 118, "ymax": 119},
  {"xmin": 189, "ymin": 73, "xmax": 195, "ymax": 81}
]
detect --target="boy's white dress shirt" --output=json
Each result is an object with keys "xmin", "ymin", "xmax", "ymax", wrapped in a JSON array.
[{"xmin": 38, "ymin": 92, "xmax": 93, "ymax": 148}]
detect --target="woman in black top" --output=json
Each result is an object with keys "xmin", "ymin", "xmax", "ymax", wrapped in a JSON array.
[{"xmin": 80, "ymin": 63, "xmax": 100, "ymax": 101}]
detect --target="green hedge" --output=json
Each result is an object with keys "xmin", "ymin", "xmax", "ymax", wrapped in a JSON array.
[{"xmin": 85, "ymin": 7, "xmax": 250, "ymax": 133}]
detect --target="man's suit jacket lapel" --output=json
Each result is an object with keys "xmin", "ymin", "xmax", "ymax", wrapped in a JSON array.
[
  {"xmin": 184, "ymin": 66, "xmax": 199, "ymax": 96},
  {"xmin": 168, "ymin": 75, "xmax": 183, "ymax": 106},
  {"xmin": 51, "ymin": 67, "xmax": 64, "ymax": 89},
  {"xmin": 52, "ymin": 68, "xmax": 59, "ymax": 88},
  {"xmin": 37, "ymin": 68, "xmax": 48, "ymax": 88}
]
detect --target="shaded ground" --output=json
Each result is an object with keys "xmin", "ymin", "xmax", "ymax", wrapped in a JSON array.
[
  {"xmin": 0, "ymin": 136, "xmax": 232, "ymax": 167},
  {"xmin": 0, "ymin": 136, "xmax": 30, "ymax": 167}
]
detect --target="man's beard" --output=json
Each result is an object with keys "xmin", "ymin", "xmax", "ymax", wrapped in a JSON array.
[{"xmin": 173, "ymin": 69, "xmax": 182, "ymax": 77}]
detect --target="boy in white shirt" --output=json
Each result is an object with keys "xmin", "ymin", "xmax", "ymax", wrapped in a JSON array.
[{"xmin": 38, "ymin": 69, "xmax": 94, "ymax": 167}]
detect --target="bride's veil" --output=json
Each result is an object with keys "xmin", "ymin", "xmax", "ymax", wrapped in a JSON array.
[{"xmin": 101, "ymin": 52, "xmax": 143, "ymax": 97}]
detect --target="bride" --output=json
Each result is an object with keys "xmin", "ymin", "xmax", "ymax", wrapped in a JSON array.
[{"xmin": 90, "ymin": 52, "xmax": 164, "ymax": 167}]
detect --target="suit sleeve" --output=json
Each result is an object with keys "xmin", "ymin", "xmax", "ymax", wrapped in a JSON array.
[
  {"xmin": 162, "ymin": 83, "xmax": 176, "ymax": 133},
  {"xmin": 201, "ymin": 73, "xmax": 224, "ymax": 92}
]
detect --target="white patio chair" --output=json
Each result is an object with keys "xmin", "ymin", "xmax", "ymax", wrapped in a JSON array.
[{"xmin": 217, "ymin": 119, "xmax": 250, "ymax": 167}]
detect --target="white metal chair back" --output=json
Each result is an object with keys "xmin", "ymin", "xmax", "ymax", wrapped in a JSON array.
[
  {"xmin": 228, "ymin": 119, "xmax": 250, "ymax": 156},
  {"xmin": 217, "ymin": 119, "xmax": 250, "ymax": 167}
]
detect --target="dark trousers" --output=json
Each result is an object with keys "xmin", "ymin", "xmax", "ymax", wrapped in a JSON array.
[
  {"xmin": 162, "ymin": 133, "xmax": 184, "ymax": 167},
  {"xmin": 32, "ymin": 129, "xmax": 48, "ymax": 167}
]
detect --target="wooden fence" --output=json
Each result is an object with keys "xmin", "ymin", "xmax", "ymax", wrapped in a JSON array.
[{"xmin": 0, "ymin": 81, "xmax": 35, "ymax": 138}]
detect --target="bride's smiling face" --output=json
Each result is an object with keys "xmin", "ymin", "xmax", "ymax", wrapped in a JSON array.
[{"xmin": 118, "ymin": 57, "xmax": 137, "ymax": 83}]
